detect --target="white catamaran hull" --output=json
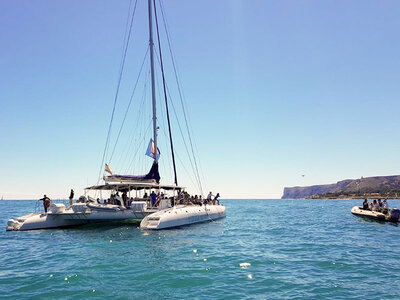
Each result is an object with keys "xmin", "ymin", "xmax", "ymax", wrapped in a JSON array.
[
  {"xmin": 140, "ymin": 204, "xmax": 226, "ymax": 230},
  {"xmin": 6, "ymin": 203, "xmax": 157, "ymax": 231}
]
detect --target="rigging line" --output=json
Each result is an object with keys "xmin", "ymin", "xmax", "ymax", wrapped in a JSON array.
[
  {"xmin": 154, "ymin": 15, "xmax": 199, "ymax": 191},
  {"xmin": 175, "ymin": 149, "xmax": 200, "ymax": 194},
  {"xmin": 109, "ymin": 48, "xmax": 149, "ymax": 163},
  {"xmin": 153, "ymin": 0, "xmax": 178, "ymax": 186},
  {"xmin": 159, "ymin": 0, "xmax": 203, "ymax": 195},
  {"xmin": 129, "ymin": 71, "xmax": 152, "ymax": 173},
  {"xmin": 125, "ymin": 72, "xmax": 151, "ymax": 173},
  {"xmin": 124, "ymin": 72, "xmax": 151, "ymax": 173},
  {"xmin": 154, "ymin": 46, "xmax": 201, "ymax": 190},
  {"xmin": 164, "ymin": 80, "xmax": 201, "ymax": 190},
  {"xmin": 153, "ymin": 57, "xmax": 200, "ymax": 189},
  {"xmin": 97, "ymin": 0, "xmax": 139, "ymax": 184},
  {"xmin": 120, "ymin": 65, "xmax": 151, "ymax": 172},
  {"xmin": 119, "ymin": 0, "xmax": 133, "ymax": 73}
]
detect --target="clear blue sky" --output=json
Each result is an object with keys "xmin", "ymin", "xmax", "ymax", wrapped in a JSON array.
[{"xmin": 1, "ymin": 0, "xmax": 400, "ymax": 199}]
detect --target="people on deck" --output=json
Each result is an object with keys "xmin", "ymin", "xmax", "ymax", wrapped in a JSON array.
[
  {"xmin": 214, "ymin": 193, "xmax": 220, "ymax": 205},
  {"xmin": 383, "ymin": 199, "xmax": 388, "ymax": 209},
  {"xmin": 150, "ymin": 191, "xmax": 157, "ymax": 207},
  {"xmin": 362, "ymin": 199, "xmax": 369, "ymax": 210},
  {"xmin": 122, "ymin": 191, "xmax": 128, "ymax": 207},
  {"xmin": 207, "ymin": 192, "xmax": 213, "ymax": 201},
  {"xmin": 378, "ymin": 199, "xmax": 383, "ymax": 211},
  {"xmin": 155, "ymin": 193, "xmax": 162, "ymax": 207},
  {"xmin": 69, "ymin": 189, "xmax": 74, "ymax": 206},
  {"xmin": 368, "ymin": 201, "xmax": 373, "ymax": 210},
  {"xmin": 40, "ymin": 195, "xmax": 51, "ymax": 213},
  {"xmin": 371, "ymin": 199, "xmax": 378, "ymax": 211}
]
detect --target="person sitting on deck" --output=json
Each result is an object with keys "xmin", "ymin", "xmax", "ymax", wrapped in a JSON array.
[
  {"xmin": 383, "ymin": 199, "xmax": 388, "ymax": 209},
  {"xmin": 150, "ymin": 191, "xmax": 157, "ymax": 207},
  {"xmin": 362, "ymin": 199, "xmax": 369, "ymax": 210},
  {"xmin": 382, "ymin": 199, "xmax": 389, "ymax": 214},
  {"xmin": 371, "ymin": 200, "xmax": 378, "ymax": 211},
  {"xmin": 378, "ymin": 199, "xmax": 383, "ymax": 211}
]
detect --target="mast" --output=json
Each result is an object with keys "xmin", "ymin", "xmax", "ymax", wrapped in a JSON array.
[
  {"xmin": 148, "ymin": 0, "xmax": 158, "ymax": 164},
  {"xmin": 153, "ymin": 0, "xmax": 178, "ymax": 186}
]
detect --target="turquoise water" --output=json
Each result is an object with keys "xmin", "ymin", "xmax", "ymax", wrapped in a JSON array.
[{"xmin": 1, "ymin": 199, "xmax": 400, "ymax": 299}]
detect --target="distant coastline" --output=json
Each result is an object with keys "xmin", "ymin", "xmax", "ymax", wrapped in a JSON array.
[
  {"xmin": 282, "ymin": 175, "xmax": 400, "ymax": 199},
  {"xmin": 304, "ymin": 192, "xmax": 400, "ymax": 200}
]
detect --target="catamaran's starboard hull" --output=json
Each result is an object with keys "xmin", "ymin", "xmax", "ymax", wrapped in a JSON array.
[{"xmin": 140, "ymin": 205, "xmax": 226, "ymax": 230}]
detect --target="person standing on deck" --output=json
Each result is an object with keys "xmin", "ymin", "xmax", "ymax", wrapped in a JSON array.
[
  {"xmin": 150, "ymin": 191, "xmax": 157, "ymax": 207},
  {"xmin": 40, "ymin": 195, "xmax": 51, "ymax": 213},
  {"xmin": 214, "ymin": 193, "xmax": 221, "ymax": 205},
  {"xmin": 122, "ymin": 191, "xmax": 128, "ymax": 207},
  {"xmin": 69, "ymin": 189, "xmax": 74, "ymax": 206},
  {"xmin": 207, "ymin": 192, "xmax": 213, "ymax": 201}
]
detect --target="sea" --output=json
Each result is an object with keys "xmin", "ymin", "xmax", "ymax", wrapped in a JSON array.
[{"xmin": 1, "ymin": 199, "xmax": 399, "ymax": 299}]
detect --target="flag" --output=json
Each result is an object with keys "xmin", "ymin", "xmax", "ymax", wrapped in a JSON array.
[
  {"xmin": 145, "ymin": 138, "xmax": 160, "ymax": 159},
  {"xmin": 105, "ymin": 163, "xmax": 113, "ymax": 175}
]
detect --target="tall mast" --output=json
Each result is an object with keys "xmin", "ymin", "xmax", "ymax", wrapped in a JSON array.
[{"xmin": 148, "ymin": 0, "xmax": 158, "ymax": 163}]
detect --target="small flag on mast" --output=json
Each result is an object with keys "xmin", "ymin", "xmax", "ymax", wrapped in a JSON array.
[
  {"xmin": 105, "ymin": 164, "xmax": 113, "ymax": 175},
  {"xmin": 145, "ymin": 138, "xmax": 160, "ymax": 160}
]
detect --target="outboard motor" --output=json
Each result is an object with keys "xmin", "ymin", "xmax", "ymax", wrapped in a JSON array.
[
  {"xmin": 78, "ymin": 196, "xmax": 87, "ymax": 203},
  {"xmin": 389, "ymin": 208, "xmax": 400, "ymax": 222}
]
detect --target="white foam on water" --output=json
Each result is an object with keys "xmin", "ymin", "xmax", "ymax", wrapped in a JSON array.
[
  {"xmin": 49, "ymin": 274, "xmax": 53, "ymax": 278},
  {"xmin": 193, "ymin": 249, "xmax": 197, "ymax": 253},
  {"xmin": 239, "ymin": 262, "xmax": 251, "ymax": 269},
  {"xmin": 247, "ymin": 274, "xmax": 253, "ymax": 279},
  {"xmin": 203, "ymin": 258, "xmax": 207, "ymax": 262},
  {"xmin": 142, "ymin": 232, "xmax": 150, "ymax": 236},
  {"xmin": 109, "ymin": 240, "xmax": 112, "ymax": 243}
]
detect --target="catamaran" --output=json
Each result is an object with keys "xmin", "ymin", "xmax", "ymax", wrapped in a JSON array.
[{"xmin": 6, "ymin": 0, "xmax": 225, "ymax": 231}]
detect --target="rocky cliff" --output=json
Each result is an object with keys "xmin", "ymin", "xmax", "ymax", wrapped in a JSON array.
[{"xmin": 281, "ymin": 175, "xmax": 400, "ymax": 199}]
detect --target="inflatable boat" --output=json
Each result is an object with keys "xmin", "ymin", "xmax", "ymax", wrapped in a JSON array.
[{"xmin": 351, "ymin": 206, "xmax": 400, "ymax": 223}]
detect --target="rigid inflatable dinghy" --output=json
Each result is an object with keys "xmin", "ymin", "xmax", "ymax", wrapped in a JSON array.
[{"xmin": 351, "ymin": 206, "xmax": 400, "ymax": 223}]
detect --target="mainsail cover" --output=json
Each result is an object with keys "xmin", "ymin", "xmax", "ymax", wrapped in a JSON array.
[{"xmin": 104, "ymin": 162, "xmax": 160, "ymax": 183}]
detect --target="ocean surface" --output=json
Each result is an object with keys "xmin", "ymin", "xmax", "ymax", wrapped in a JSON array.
[{"xmin": 1, "ymin": 199, "xmax": 400, "ymax": 299}]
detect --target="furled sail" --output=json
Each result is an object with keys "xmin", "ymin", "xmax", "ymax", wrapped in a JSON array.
[{"xmin": 104, "ymin": 162, "xmax": 160, "ymax": 183}]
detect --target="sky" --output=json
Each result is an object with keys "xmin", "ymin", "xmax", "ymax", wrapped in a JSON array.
[{"xmin": 1, "ymin": 0, "xmax": 400, "ymax": 199}]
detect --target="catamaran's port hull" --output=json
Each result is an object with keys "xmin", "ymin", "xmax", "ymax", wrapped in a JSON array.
[{"xmin": 6, "ymin": 210, "xmax": 155, "ymax": 231}]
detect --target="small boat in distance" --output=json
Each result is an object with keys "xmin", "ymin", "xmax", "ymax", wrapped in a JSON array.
[{"xmin": 351, "ymin": 206, "xmax": 400, "ymax": 223}]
